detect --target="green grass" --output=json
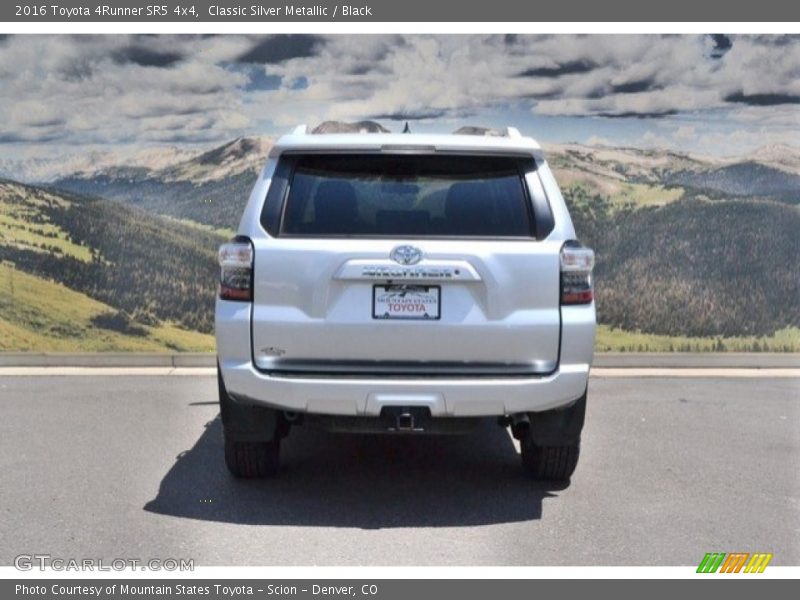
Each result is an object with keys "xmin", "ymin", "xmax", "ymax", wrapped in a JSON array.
[
  {"xmin": 563, "ymin": 181, "xmax": 684, "ymax": 210},
  {"xmin": 0, "ymin": 183, "xmax": 92, "ymax": 261},
  {"xmin": 162, "ymin": 215, "xmax": 235, "ymax": 240},
  {"xmin": 0, "ymin": 263, "xmax": 214, "ymax": 352},
  {"xmin": 614, "ymin": 182, "xmax": 684, "ymax": 207},
  {"xmin": 595, "ymin": 324, "xmax": 800, "ymax": 353},
  {"xmin": 551, "ymin": 154, "xmax": 686, "ymax": 208}
]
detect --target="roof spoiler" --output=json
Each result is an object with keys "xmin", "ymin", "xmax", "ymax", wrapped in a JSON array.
[
  {"xmin": 289, "ymin": 123, "xmax": 524, "ymax": 138},
  {"xmin": 452, "ymin": 126, "xmax": 521, "ymax": 138}
]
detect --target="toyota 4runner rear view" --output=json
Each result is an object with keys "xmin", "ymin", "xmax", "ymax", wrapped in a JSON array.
[{"xmin": 215, "ymin": 123, "xmax": 596, "ymax": 482}]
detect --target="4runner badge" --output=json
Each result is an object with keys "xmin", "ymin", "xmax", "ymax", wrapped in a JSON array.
[{"xmin": 390, "ymin": 245, "xmax": 423, "ymax": 265}]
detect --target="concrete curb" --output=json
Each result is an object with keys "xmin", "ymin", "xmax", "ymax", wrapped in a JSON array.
[
  {"xmin": 592, "ymin": 352, "xmax": 800, "ymax": 368},
  {"xmin": 0, "ymin": 353, "xmax": 215, "ymax": 368},
  {"xmin": 0, "ymin": 352, "xmax": 797, "ymax": 368}
]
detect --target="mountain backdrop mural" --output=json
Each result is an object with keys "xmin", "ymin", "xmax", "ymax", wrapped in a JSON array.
[
  {"xmin": 1, "ymin": 135, "xmax": 798, "ymax": 352},
  {"xmin": 1, "ymin": 34, "xmax": 798, "ymax": 351}
]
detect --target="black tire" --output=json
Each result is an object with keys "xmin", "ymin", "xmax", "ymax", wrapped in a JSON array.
[
  {"xmin": 521, "ymin": 436, "xmax": 580, "ymax": 481},
  {"xmin": 224, "ymin": 436, "xmax": 280, "ymax": 478},
  {"xmin": 218, "ymin": 360, "xmax": 283, "ymax": 478}
]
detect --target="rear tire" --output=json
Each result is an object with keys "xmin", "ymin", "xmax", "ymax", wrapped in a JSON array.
[
  {"xmin": 519, "ymin": 389, "xmax": 586, "ymax": 482},
  {"xmin": 521, "ymin": 436, "xmax": 580, "ymax": 481},
  {"xmin": 224, "ymin": 437, "xmax": 280, "ymax": 478},
  {"xmin": 218, "ymin": 360, "xmax": 283, "ymax": 478}
]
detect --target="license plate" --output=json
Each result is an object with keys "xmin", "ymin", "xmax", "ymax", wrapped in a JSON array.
[{"xmin": 373, "ymin": 285, "xmax": 441, "ymax": 320}]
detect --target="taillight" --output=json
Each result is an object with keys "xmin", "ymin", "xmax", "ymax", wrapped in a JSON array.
[
  {"xmin": 560, "ymin": 242, "xmax": 595, "ymax": 305},
  {"xmin": 218, "ymin": 238, "xmax": 253, "ymax": 302}
]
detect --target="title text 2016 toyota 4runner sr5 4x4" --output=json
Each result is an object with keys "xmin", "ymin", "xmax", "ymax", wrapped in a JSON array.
[{"xmin": 215, "ymin": 123, "xmax": 595, "ymax": 482}]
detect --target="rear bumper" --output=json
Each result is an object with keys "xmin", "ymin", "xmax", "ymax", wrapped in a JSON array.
[
  {"xmin": 219, "ymin": 359, "xmax": 590, "ymax": 417},
  {"xmin": 215, "ymin": 298, "xmax": 595, "ymax": 417}
]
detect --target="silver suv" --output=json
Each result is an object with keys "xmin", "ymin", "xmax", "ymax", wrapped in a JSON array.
[{"xmin": 215, "ymin": 123, "xmax": 596, "ymax": 481}]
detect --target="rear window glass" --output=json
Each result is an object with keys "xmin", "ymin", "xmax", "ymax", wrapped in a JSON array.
[{"xmin": 278, "ymin": 154, "xmax": 534, "ymax": 237}]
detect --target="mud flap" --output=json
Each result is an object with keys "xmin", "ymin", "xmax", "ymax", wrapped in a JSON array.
[
  {"xmin": 527, "ymin": 388, "xmax": 587, "ymax": 446},
  {"xmin": 218, "ymin": 363, "xmax": 280, "ymax": 443}
]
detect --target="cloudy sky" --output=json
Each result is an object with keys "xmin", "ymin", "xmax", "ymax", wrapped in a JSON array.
[{"xmin": 0, "ymin": 33, "xmax": 798, "ymax": 161}]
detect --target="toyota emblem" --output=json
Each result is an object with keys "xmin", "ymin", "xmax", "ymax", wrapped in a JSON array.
[{"xmin": 390, "ymin": 245, "xmax": 423, "ymax": 265}]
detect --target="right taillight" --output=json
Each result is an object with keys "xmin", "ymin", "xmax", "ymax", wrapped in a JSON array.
[
  {"xmin": 560, "ymin": 242, "xmax": 595, "ymax": 305},
  {"xmin": 218, "ymin": 238, "xmax": 253, "ymax": 302}
]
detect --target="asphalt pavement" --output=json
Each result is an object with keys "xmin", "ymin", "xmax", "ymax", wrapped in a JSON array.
[{"xmin": 0, "ymin": 372, "xmax": 797, "ymax": 566}]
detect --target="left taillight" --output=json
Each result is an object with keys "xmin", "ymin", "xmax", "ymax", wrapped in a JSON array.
[
  {"xmin": 560, "ymin": 242, "xmax": 595, "ymax": 305},
  {"xmin": 218, "ymin": 238, "xmax": 253, "ymax": 302}
]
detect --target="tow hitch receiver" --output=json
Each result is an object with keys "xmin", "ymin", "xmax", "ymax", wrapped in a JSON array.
[{"xmin": 381, "ymin": 406, "xmax": 430, "ymax": 432}]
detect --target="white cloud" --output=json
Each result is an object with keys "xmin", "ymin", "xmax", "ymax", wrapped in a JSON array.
[
  {"xmin": 0, "ymin": 35, "xmax": 253, "ymax": 145},
  {"xmin": 673, "ymin": 126, "xmax": 697, "ymax": 141},
  {"xmin": 640, "ymin": 130, "xmax": 673, "ymax": 149},
  {"xmin": 0, "ymin": 34, "xmax": 797, "ymax": 156},
  {"xmin": 585, "ymin": 135, "xmax": 616, "ymax": 147}
]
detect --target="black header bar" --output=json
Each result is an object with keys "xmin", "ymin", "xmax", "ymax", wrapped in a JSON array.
[{"xmin": 2, "ymin": 0, "xmax": 799, "ymax": 23}]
